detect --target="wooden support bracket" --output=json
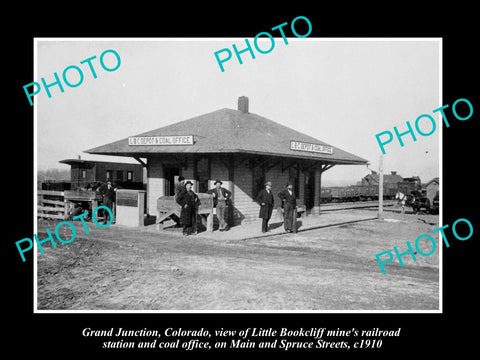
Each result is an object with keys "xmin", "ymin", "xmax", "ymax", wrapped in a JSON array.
[
  {"xmin": 282, "ymin": 159, "xmax": 298, "ymax": 172},
  {"xmin": 321, "ymin": 164, "xmax": 335, "ymax": 173},
  {"xmin": 133, "ymin": 157, "xmax": 147, "ymax": 167}
]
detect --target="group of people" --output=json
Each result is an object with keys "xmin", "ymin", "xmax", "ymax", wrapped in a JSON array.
[
  {"xmin": 256, "ymin": 181, "xmax": 297, "ymax": 233},
  {"xmin": 175, "ymin": 176, "xmax": 298, "ymax": 235},
  {"xmin": 68, "ymin": 180, "xmax": 117, "ymax": 225},
  {"xmin": 175, "ymin": 176, "xmax": 231, "ymax": 236}
]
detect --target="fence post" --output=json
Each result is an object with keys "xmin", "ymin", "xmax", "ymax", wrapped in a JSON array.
[{"xmin": 63, "ymin": 199, "xmax": 69, "ymax": 220}]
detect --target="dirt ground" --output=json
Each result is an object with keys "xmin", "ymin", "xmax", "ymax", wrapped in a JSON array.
[{"xmin": 36, "ymin": 210, "xmax": 439, "ymax": 311}]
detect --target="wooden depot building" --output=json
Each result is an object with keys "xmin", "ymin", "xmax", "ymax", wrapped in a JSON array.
[
  {"xmin": 59, "ymin": 157, "xmax": 145, "ymax": 190},
  {"xmin": 86, "ymin": 96, "xmax": 368, "ymax": 225}
]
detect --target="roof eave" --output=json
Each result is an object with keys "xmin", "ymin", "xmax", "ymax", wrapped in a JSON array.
[{"xmin": 84, "ymin": 148, "xmax": 368, "ymax": 165}]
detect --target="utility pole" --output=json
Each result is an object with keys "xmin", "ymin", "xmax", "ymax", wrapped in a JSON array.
[{"xmin": 378, "ymin": 154, "xmax": 384, "ymax": 219}]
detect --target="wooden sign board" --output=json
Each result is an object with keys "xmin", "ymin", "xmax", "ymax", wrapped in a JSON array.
[
  {"xmin": 290, "ymin": 140, "xmax": 333, "ymax": 155},
  {"xmin": 197, "ymin": 193, "xmax": 214, "ymax": 215},
  {"xmin": 128, "ymin": 135, "xmax": 194, "ymax": 146},
  {"xmin": 117, "ymin": 191, "xmax": 138, "ymax": 207}
]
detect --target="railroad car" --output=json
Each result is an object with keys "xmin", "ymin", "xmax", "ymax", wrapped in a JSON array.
[{"xmin": 320, "ymin": 181, "xmax": 421, "ymax": 203}]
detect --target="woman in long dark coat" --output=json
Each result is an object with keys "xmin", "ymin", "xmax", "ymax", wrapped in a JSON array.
[{"xmin": 176, "ymin": 181, "xmax": 199, "ymax": 235}]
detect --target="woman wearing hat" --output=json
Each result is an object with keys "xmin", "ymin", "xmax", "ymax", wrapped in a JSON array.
[
  {"xmin": 256, "ymin": 181, "xmax": 275, "ymax": 233},
  {"xmin": 175, "ymin": 181, "xmax": 199, "ymax": 236},
  {"xmin": 207, "ymin": 180, "xmax": 232, "ymax": 232}
]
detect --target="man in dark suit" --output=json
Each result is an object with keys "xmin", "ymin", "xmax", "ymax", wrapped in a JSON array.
[
  {"xmin": 207, "ymin": 180, "xmax": 232, "ymax": 232},
  {"xmin": 278, "ymin": 182, "xmax": 297, "ymax": 233},
  {"xmin": 98, "ymin": 180, "xmax": 115, "ymax": 224},
  {"xmin": 256, "ymin": 181, "xmax": 275, "ymax": 233},
  {"xmin": 174, "ymin": 176, "xmax": 185, "ymax": 199}
]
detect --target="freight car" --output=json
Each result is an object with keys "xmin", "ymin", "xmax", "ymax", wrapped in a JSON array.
[{"xmin": 320, "ymin": 181, "xmax": 421, "ymax": 203}]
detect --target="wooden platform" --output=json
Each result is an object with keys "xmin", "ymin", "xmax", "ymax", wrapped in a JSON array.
[{"xmin": 156, "ymin": 193, "xmax": 214, "ymax": 231}]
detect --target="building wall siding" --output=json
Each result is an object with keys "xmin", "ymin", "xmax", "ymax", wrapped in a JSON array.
[
  {"xmin": 233, "ymin": 161, "xmax": 257, "ymax": 224},
  {"xmin": 95, "ymin": 162, "xmax": 143, "ymax": 183},
  {"xmin": 70, "ymin": 164, "xmax": 96, "ymax": 185},
  {"xmin": 68, "ymin": 161, "xmax": 143, "ymax": 190},
  {"xmin": 147, "ymin": 157, "xmax": 165, "ymax": 215},
  {"xmin": 210, "ymin": 158, "xmax": 229, "ymax": 183},
  {"xmin": 146, "ymin": 155, "xmax": 313, "ymax": 224}
]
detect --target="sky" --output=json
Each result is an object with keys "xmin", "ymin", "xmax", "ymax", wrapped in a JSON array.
[{"xmin": 36, "ymin": 38, "xmax": 440, "ymax": 186}]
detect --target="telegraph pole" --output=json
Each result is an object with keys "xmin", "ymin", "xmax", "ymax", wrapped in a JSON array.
[{"xmin": 378, "ymin": 154, "xmax": 384, "ymax": 219}]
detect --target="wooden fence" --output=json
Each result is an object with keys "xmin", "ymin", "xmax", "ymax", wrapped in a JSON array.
[
  {"xmin": 37, "ymin": 190, "xmax": 104, "ymax": 221},
  {"xmin": 37, "ymin": 190, "xmax": 69, "ymax": 220}
]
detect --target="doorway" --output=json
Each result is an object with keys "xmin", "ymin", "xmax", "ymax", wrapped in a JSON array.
[
  {"xmin": 304, "ymin": 170, "xmax": 315, "ymax": 210},
  {"xmin": 164, "ymin": 166, "xmax": 180, "ymax": 196}
]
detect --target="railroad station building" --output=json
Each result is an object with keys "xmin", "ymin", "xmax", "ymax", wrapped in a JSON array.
[{"xmin": 86, "ymin": 96, "xmax": 368, "ymax": 224}]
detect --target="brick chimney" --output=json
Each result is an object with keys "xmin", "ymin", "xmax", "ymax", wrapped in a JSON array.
[
  {"xmin": 391, "ymin": 171, "xmax": 397, "ymax": 176},
  {"xmin": 238, "ymin": 96, "xmax": 249, "ymax": 113}
]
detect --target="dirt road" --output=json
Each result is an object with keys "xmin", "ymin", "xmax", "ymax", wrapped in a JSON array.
[{"xmin": 36, "ymin": 211, "xmax": 439, "ymax": 311}]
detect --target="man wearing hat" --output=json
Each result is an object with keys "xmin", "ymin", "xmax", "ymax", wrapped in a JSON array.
[
  {"xmin": 207, "ymin": 180, "xmax": 232, "ymax": 231},
  {"xmin": 176, "ymin": 181, "xmax": 199, "ymax": 235},
  {"xmin": 174, "ymin": 175, "xmax": 186, "ymax": 200},
  {"xmin": 97, "ymin": 180, "xmax": 115, "ymax": 224},
  {"xmin": 256, "ymin": 181, "xmax": 275, "ymax": 233},
  {"xmin": 278, "ymin": 182, "xmax": 297, "ymax": 233}
]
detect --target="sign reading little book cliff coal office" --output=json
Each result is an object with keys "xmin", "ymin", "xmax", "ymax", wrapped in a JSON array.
[
  {"xmin": 290, "ymin": 140, "xmax": 333, "ymax": 155},
  {"xmin": 128, "ymin": 136, "xmax": 194, "ymax": 146}
]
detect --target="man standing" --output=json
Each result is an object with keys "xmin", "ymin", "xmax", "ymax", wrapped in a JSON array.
[
  {"xmin": 256, "ymin": 181, "xmax": 275, "ymax": 233},
  {"xmin": 174, "ymin": 176, "xmax": 186, "ymax": 199},
  {"xmin": 98, "ymin": 180, "xmax": 115, "ymax": 224},
  {"xmin": 208, "ymin": 180, "xmax": 232, "ymax": 232},
  {"xmin": 176, "ymin": 181, "xmax": 199, "ymax": 236},
  {"xmin": 278, "ymin": 182, "xmax": 297, "ymax": 233}
]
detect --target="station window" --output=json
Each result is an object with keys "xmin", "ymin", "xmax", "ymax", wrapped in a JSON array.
[
  {"xmin": 106, "ymin": 170, "xmax": 112, "ymax": 180},
  {"xmin": 81, "ymin": 170, "xmax": 86, "ymax": 179},
  {"xmin": 127, "ymin": 171, "xmax": 134, "ymax": 182}
]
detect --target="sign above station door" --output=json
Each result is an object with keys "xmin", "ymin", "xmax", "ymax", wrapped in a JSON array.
[
  {"xmin": 290, "ymin": 140, "xmax": 333, "ymax": 155},
  {"xmin": 128, "ymin": 135, "xmax": 194, "ymax": 146}
]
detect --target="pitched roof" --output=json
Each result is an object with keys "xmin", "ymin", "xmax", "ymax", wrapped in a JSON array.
[
  {"xmin": 424, "ymin": 177, "xmax": 439, "ymax": 187},
  {"xmin": 85, "ymin": 107, "xmax": 367, "ymax": 165},
  {"xmin": 59, "ymin": 159, "xmax": 141, "ymax": 167}
]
